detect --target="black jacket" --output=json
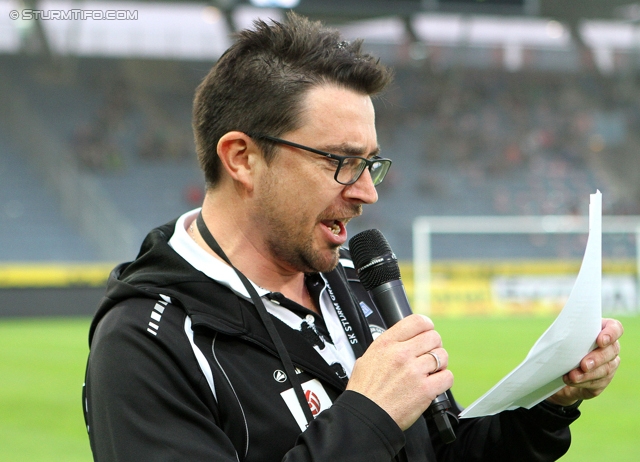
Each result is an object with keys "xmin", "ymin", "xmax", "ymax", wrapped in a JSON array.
[{"xmin": 83, "ymin": 219, "xmax": 579, "ymax": 461}]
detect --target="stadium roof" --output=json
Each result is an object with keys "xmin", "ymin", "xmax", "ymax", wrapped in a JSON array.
[
  {"xmin": 3, "ymin": 0, "xmax": 640, "ymax": 69},
  {"xmin": 102, "ymin": 0, "xmax": 640, "ymax": 23}
]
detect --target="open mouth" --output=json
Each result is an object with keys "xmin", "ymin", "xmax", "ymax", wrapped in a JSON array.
[{"xmin": 321, "ymin": 219, "xmax": 345, "ymax": 236}]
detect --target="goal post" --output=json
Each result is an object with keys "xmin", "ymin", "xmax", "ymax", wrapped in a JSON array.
[{"xmin": 412, "ymin": 215, "xmax": 640, "ymax": 316}]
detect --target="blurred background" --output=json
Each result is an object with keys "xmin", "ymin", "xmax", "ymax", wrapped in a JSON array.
[
  {"xmin": 0, "ymin": 0, "xmax": 639, "ymax": 460},
  {"xmin": 2, "ymin": 0, "xmax": 640, "ymax": 316}
]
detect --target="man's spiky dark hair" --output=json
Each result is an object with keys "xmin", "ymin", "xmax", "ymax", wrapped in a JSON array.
[{"xmin": 193, "ymin": 12, "xmax": 393, "ymax": 187}]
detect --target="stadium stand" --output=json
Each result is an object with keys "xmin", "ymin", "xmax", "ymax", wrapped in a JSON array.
[
  {"xmin": 1, "ymin": 53, "xmax": 638, "ymax": 262},
  {"xmin": 0, "ymin": 125, "xmax": 98, "ymax": 261},
  {"xmin": 0, "ymin": 55, "xmax": 206, "ymax": 259},
  {"xmin": 359, "ymin": 66, "xmax": 638, "ymax": 259}
]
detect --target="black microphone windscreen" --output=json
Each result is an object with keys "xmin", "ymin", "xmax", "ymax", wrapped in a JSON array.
[{"xmin": 349, "ymin": 229, "xmax": 401, "ymax": 291}]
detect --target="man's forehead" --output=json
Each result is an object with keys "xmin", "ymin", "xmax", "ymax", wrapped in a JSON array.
[
  {"xmin": 295, "ymin": 86, "xmax": 377, "ymax": 147},
  {"xmin": 302, "ymin": 84, "xmax": 374, "ymax": 110}
]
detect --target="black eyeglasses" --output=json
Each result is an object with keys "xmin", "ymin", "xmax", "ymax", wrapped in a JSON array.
[{"xmin": 247, "ymin": 133, "xmax": 392, "ymax": 186}]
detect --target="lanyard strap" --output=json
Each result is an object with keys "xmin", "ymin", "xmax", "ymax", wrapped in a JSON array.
[
  {"xmin": 322, "ymin": 266, "xmax": 373, "ymax": 358},
  {"xmin": 196, "ymin": 213, "xmax": 315, "ymax": 426}
]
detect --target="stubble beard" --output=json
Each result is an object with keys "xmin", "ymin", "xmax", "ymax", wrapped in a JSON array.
[
  {"xmin": 264, "ymin": 200, "xmax": 364, "ymax": 274},
  {"xmin": 258, "ymin": 201, "xmax": 354, "ymax": 274},
  {"xmin": 276, "ymin": 244, "xmax": 339, "ymax": 274},
  {"xmin": 264, "ymin": 221, "xmax": 342, "ymax": 274},
  {"xmin": 256, "ymin": 171, "xmax": 361, "ymax": 274}
]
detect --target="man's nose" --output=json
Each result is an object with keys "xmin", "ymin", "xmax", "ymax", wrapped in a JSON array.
[{"xmin": 343, "ymin": 168, "xmax": 378, "ymax": 204}]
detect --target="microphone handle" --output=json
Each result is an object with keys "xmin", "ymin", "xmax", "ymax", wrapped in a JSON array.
[
  {"xmin": 369, "ymin": 280, "xmax": 413, "ymax": 325},
  {"xmin": 370, "ymin": 281, "xmax": 456, "ymax": 444}
]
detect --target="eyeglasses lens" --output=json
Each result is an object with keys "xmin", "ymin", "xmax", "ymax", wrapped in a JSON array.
[
  {"xmin": 337, "ymin": 158, "xmax": 367, "ymax": 185},
  {"xmin": 370, "ymin": 161, "xmax": 389, "ymax": 186},
  {"xmin": 337, "ymin": 158, "xmax": 390, "ymax": 186}
]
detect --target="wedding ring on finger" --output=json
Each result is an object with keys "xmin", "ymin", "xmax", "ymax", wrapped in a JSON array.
[{"xmin": 427, "ymin": 351, "xmax": 441, "ymax": 374}]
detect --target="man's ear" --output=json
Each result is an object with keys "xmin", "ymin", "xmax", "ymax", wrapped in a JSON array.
[{"xmin": 217, "ymin": 131, "xmax": 261, "ymax": 191}]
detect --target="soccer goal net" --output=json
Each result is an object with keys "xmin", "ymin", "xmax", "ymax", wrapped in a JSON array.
[{"xmin": 412, "ymin": 215, "xmax": 640, "ymax": 317}]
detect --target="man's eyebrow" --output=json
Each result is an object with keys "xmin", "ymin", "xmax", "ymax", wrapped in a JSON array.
[{"xmin": 321, "ymin": 143, "xmax": 381, "ymax": 158}]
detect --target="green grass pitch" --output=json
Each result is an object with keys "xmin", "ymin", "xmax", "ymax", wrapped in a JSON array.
[
  {"xmin": 0, "ymin": 315, "xmax": 636, "ymax": 461},
  {"xmin": 436, "ymin": 315, "xmax": 638, "ymax": 462}
]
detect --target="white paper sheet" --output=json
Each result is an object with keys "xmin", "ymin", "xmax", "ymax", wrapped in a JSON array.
[{"xmin": 459, "ymin": 191, "xmax": 602, "ymax": 418}]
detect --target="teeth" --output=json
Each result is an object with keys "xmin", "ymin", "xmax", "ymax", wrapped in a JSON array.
[{"xmin": 330, "ymin": 223, "xmax": 340, "ymax": 235}]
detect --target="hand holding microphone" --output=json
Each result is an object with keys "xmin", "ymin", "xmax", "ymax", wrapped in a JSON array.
[{"xmin": 348, "ymin": 229, "xmax": 456, "ymax": 443}]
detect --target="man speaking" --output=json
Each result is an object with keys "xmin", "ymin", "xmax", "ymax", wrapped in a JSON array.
[{"xmin": 83, "ymin": 12, "xmax": 622, "ymax": 461}]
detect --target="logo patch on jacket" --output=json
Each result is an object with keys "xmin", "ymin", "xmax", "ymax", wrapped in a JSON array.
[
  {"xmin": 273, "ymin": 370, "xmax": 286, "ymax": 382},
  {"xmin": 280, "ymin": 379, "xmax": 333, "ymax": 431},
  {"xmin": 359, "ymin": 301, "xmax": 374, "ymax": 317}
]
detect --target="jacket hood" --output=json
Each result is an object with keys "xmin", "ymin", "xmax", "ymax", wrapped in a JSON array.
[{"xmin": 88, "ymin": 220, "xmax": 250, "ymax": 345}]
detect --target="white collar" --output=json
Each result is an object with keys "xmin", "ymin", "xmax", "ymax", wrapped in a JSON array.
[
  {"xmin": 168, "ymin": 209, "xmax": 356, "ymax": 374},
  {"xmin": 168, "ymin": 208, "xmax": 269, "ymax": 300}
]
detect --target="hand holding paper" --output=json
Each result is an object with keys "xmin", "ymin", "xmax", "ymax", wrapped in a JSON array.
[
  {"xmin": 460, "ymin": 191, "xmax": 622, "ymax": 418},
  {"xmin": 548, "ymin": 316, "xmax": 622, "ymax": 407}
]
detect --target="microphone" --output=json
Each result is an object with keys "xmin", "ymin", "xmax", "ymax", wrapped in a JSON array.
[{"xmin": 349, "ymin": 229, "xmax": 456, "ymax": 444}]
